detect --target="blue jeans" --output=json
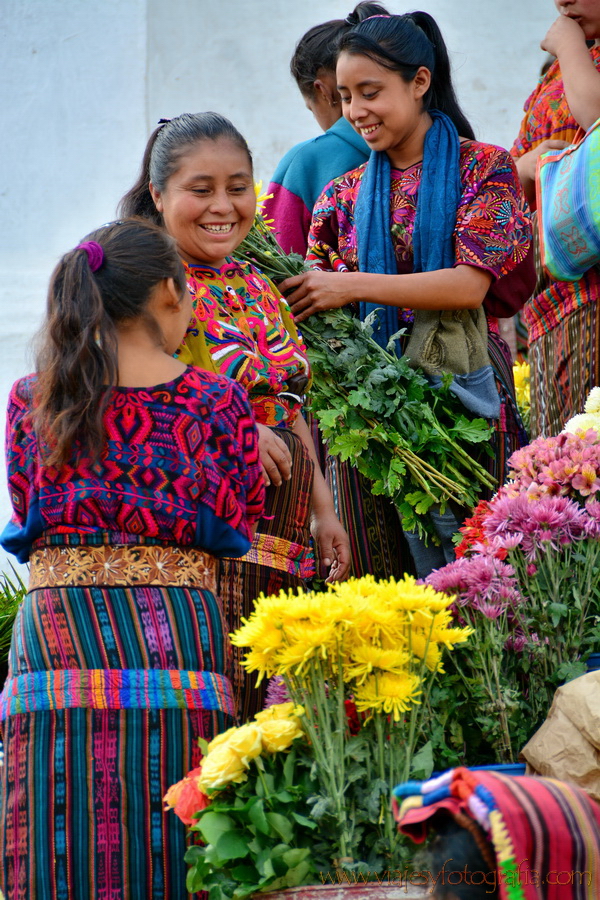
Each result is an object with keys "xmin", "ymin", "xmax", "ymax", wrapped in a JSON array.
[{"xmin": 403, "ymin": 506, "xmax": 459, "ymax": 579}]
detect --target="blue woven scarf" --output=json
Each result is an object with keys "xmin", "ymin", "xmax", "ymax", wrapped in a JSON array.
[{"xmin": 354, "ymin": 110, "xmax": 460, "ymax": 347}]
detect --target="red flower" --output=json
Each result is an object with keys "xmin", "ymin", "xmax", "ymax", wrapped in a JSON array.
[
  {"xmin": 164, "ymin": 766, "xmax": 211, "ymax": 827},
  {"xmin": 345, "ymin": 700, "xmax": 361, "ymax": 735}
]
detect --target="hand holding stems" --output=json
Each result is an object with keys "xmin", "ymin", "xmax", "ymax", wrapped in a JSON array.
[
  {"xmin": 256, "ymin": 423, "xmax": 292, "ymax": 487},
  {"xmin": 281, "ymin": 264, "xmax": 492, "ymax": 322},
  {"xmin": 281, "ymin": 269, "xmax": 357, "ymax": 323},
  {"xmin": 293, "ymin": 413, "xmax": 351, "ymax": 583}
]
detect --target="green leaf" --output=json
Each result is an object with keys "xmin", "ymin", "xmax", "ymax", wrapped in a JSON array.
[
  {"xmin": 282, "ymin": 848, "xmax": 310, "ymax": 868},
  {"xmin": 197, "ymin": 811, "xmax": 236, "ymax": 847},
  {"xmin": 284, "ymin": 860, "xmax": 313, "ymax": 887},
  {"xmin": 291, "ymin": 812, "xmax": 317, "ymax": 830},
  {"xmin": 231, "ymin": 865, "xmax": 259, "ymax": 883},
  {"xmin": 410, "ymin": 741, "xmax": 434, "ymax": 780},
  {"xmin": 265, "ymin": 812, "xmax": 293, "ymax": 843},
  {"xmin": 248, "ymin": 799, "xmax": 271, "ymax": 835},
  {"xmin": 215, "ymin": 831, "xmax": 251, "ymax": 861}
]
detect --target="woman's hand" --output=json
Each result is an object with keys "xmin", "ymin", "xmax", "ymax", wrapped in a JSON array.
[
  {"xmin": 279, "ymin": 270, "xmax": 356, "ymax": 322},
  {"xmin": 256, "ymin": 423, "xmax": 292, "ymax": 487},
  {"xmin": 514, "ymin": 140, "xmax": 569, "ymax": 206},
  {"xmin": 310, "ymin": 508, "xmax": 351, "ymax": 583},
  {"xmin": 542, "ymin": 14, "xmax": 586, "ymax": 58}
]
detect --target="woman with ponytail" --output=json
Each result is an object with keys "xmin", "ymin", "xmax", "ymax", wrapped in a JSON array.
[
  {"xmin": 0, "ymin": 219, "xmax": 264, "ymax": 899},
  {"xmin": 263, "ymin": 1, "xmax": 389, "ymax": 257},
  {"xmin": 281, "ymin": 11, "xmax": 534, "ymax": 577}
]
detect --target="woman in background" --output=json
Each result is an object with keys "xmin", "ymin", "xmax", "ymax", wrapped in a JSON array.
[
  {"xmin": 263, "ymin": 2, "xmax": 388, "ymax": 257},
  {"xmin": 0, "ymin": 219, "xmax": 264, "ymax": 899},
  {"xmin": 511, "ymin": 0, "xmax": 600, "ymax": 436}
]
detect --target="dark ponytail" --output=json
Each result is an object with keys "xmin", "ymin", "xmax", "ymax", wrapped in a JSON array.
[
  {"xmin": 290, "ymin": 1, "xmax": 390, "ymax": 96},
  {"xmin": 119, "ymin": 112, "xmax": 253, "ymax": 223},
  {"xmin": 118, "ymin": 124, "xmax": 165, "ymax": 224},
  {"xmin": 33, "ymin": 218, "xmax": 186, "ymax": 466},
  {"xmin": 337, "ymin": 11, "xmax": 475, "ymax": 140}
]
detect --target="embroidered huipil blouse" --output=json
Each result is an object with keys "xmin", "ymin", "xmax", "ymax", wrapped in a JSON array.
[
  {"xmin": 307, "ymin": 140, "xmax": 530, "ymax": 287},
  {"xmin": 177, "ymin": 259, "xmax": 311, "ymax": 427},
  {"xmin": 1, "ymin": 368, "xmax": 265, "ymax": 563}
]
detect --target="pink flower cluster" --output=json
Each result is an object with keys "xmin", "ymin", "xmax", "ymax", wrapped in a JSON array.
[
  {"xmin": 483, "ymin": 493, "xmax": 597, "ymax": 561},
  {"xmin": 506, "ymin": 429, "xmax": 600, "ymax": 502},
  {"xmin": 424, "ymin": 429, "xmax": 600, "ymax": 645},
  {"xmin": 426, "ymin": 554, "xmax": 524, "ymax": 621}
]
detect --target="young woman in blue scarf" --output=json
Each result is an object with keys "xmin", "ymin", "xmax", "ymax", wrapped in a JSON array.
[{"xmin": 281, "ymin": 11, "xmax": 534, "ymax": 576}]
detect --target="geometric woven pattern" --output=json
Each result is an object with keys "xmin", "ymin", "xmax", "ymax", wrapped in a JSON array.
[
  {"xmin": 177, "ymin": 258, "xmax": 311, "ymax": 427},
  {"xmin": 4, "ymin": 368, "xmax": 264, "ymax": 558}
]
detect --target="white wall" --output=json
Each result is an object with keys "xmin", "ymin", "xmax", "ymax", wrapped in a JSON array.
[{"xmin": 0, "ymin": 0, "xmax": 556, "ymax": 574}]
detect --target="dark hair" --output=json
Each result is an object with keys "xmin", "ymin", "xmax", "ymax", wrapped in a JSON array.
[
  {"xmin": 118, "ymin": 112, "xmax": 253, "ymax": 225},
  {"xmin": 290, "ymin": 2, "xmax": 390, "ymax": 96},
  {"xmin": 426, "ymin": 815, "xmax": 498, "ymax": 899},
  {"xmin": 33, "ymin": 218, "xmax": 187, "ymax": 466},
  {"xmin": 337, "ymin": 11, "xmax": 475, "ymax": 140}
]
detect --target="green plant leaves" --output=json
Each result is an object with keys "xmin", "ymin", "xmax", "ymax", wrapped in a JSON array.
[{"xmin": 196, "ymin": 812, "xmax": 236, "ymax": 847}]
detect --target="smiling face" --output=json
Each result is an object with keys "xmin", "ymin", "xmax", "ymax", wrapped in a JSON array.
[
  {"xmin": 150, "ymin": 138, "xmax": 256, "ymax": 268},
  {"xmin": 336, "ymin": 51, "xmax": 432, "ymax": 168},
  {"xmin": 555, "ymin": 0, "xmax": 600, "ymax": 38}
]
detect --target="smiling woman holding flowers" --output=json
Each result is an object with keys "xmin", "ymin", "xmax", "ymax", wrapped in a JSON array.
[
  {"xmin": 281, "ymin": 12, "xmax": 533, "ymax": 576},
  {"xmin": 119, "ymin": 113, "xmax": 350, "ymax": 719}
]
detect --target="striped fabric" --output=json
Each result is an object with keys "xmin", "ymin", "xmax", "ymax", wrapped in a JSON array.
[
  {"xmin": 218, "ymin": 426, "xmax": 314, "ymax": 721},
  {"xmin": 512, "ymin": 47, "xmax": 600, "ymax": 438},
  {"xmin": 394, "ymin": 767, "xmax": 600, "ymax": 900},
  {"xmin": 486, "ymin": 329, "xmax": 529, "ymax": 482},
  {"xmin": 0, "ymin": 539, "xmax": 234, "ymax": 900},
  {"xmin": 325, "ymin": 457, "xmax": 414, "ymax": 580},
  {"xmin": 528, "ymin": 300, "xmax": 600, "ymax": 438},
  {"xmin": 0, "ymin": 668, "xmax": 234, "ymax": 718}
]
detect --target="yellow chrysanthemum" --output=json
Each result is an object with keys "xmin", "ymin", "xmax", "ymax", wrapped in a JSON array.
[
  {"xmin": 354, "ymin": 672, "xmax": 422, "ymax": 721},
  {"xmin": 230, "ymin": 575, "xmax": 463, "ymax": 684},
  {"xmin": 274, "ymin": 641, "xmax": 327, "ymax": 675},
  {"xmin": 408, "ymin": 632, "xmax": 443, "ymax": 672},
  {"xmin": 343, "ymin": 645, "xmax": 411, "ymax": 684},
  {"xmin": 513, "ymin": 361, "xmax": 530, "ymax": 428}
]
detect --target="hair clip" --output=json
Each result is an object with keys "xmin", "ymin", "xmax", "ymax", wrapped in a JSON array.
[{"xmin": 157, "ymin": 117, "xmax": 171, "ymax": 125}]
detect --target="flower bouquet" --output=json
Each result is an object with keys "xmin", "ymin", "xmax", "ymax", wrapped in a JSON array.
[
  {"xmin": 165, "ymin": 575, "xmax": 471, "ymax": 898},
  {"xmin": 424, "ymin": 393, "xmax": 600, "ymax": 764},
  {"xmin": 236, "ymin": 209, "xmax": 495, "ymax": 541}
]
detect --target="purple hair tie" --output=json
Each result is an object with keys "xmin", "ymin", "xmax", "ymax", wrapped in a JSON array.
[{"xmin": 77, "ymin": 241, "xmax": 105, "ymax": 273}]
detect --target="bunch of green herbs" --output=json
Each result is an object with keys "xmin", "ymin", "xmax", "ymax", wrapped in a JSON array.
[{"xmin": 237, "ymin": 215, "xmax": 495, "ymax": 538}]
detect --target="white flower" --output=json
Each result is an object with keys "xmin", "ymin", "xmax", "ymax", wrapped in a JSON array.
[
  {"xmin": 585, "ymin": 387, "xmax": 600, "ymax": 414},
  {"xmin": 563, "ymin": 412, "xmax": 600, "ymax": 434}
]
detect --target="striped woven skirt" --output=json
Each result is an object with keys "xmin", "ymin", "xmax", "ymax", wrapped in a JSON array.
[
  {"xmin": 0, "ymin": 538, "xmax": 234, "ymax": 900},
  {"xmin": 528, "ymin": 301, "xmax": 600, "ymax": 438},
  {"xmin": 218, "ymin": 427, "xmax": 315, "ymax": 722}
]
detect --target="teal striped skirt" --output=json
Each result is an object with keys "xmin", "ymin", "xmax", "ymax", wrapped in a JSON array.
[{"xmin": 0, "ymin": 538, "xmax": 234, "ymax": 900}]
